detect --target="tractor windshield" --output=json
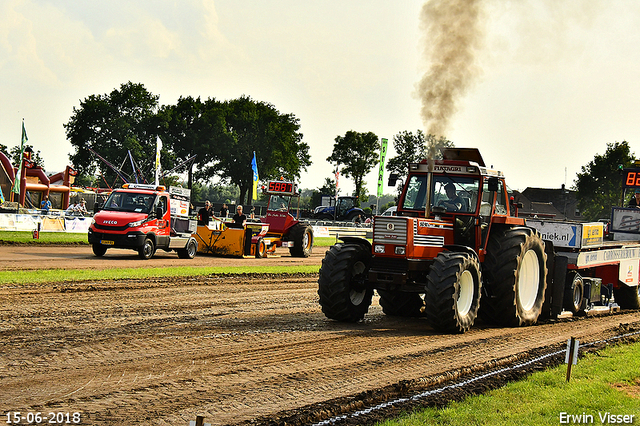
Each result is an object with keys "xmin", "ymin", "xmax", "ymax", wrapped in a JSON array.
[
  {"xmin": 267, "ymin": 194, "xmax": 291, "ymax": 212},
  {"xmin": 402, "ymin": 175, "xmax": 480, "ymax": 213},
  {"xmin": 103, "ymin": 191, "xmax": 156, "ymax": 214}
]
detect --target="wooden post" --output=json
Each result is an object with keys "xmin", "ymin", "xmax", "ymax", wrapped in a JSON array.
[
  {"xmin": 565, "ymin": 337, "xmax": 578, "ymax": 382},
  {"xmin": 195, "ymin": 416, "xmax": 204, "ymax": 426}
]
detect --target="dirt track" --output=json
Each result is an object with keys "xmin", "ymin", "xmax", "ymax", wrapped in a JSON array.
[{"xmin": 1, "ymin": 245, "xmax": 640, "ymax": 425}]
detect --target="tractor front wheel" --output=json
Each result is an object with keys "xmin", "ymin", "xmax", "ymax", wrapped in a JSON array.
[
  {"xmin": 318, "ymin": 243, "xmax": 373, "ymax": 322},
  {"xmin": 425, "ymin": 252, "xmax": 481, "ymax": 333}
]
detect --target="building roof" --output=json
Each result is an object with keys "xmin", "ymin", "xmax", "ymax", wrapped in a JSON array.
[{"xmin": 512, "ymin": 186, "xmax": 581, "ymax": 221}]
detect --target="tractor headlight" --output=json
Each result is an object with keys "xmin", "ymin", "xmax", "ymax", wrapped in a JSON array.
[
  {"xmin": 394, "ymin": 246, "xmax": 406, "ymax": 255},
  {"xmin": 374, "ymin": 245, "xmax": 385, "ymax": 254}
]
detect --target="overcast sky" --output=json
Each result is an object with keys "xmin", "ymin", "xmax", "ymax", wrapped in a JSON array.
[{"xmin": 2, "ymin": 0, "xmax": 640, "ymax": 197}]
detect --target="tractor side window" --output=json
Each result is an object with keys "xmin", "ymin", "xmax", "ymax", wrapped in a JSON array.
[{"xmin": 480, "ymin": 179, "xmax": 507, "ymax": 215}]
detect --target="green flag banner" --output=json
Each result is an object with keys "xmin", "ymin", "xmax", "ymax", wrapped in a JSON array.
[
  {"xmin": 11, "ymin": 121, "xmax": 27, "ymax": 195},
  {"xmin": 377, "ymin": 138, "xmax": 388, "ymax": 197}
]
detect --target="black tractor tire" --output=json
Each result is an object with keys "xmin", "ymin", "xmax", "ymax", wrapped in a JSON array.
[
  {"xmin": 377, "ymin": 290, "xmax": 425, "ymax": 317},
  {"xmin": 92, "ymin": 244, "xmax": 107, "ymax": 257},
  {"xmin": 288, "ymin": 223, "xmax": 313, "ymax": 258},
  {"xmin": 318, "ymin": 243, "xmax": 373, "ymax": 322},
  {"xmin": 480, "ymin": 227, "xmax": 548, "ymax": 327},
  {"xmin": 613, "ymin": 284, "xmax": 640, "ymax": 309},
  {"xmin": 425, "ymin": 252, "xmax": 482, "ymax": 333},
  {"xmin": 317, "ymin": 214, "xmax": 334, "ymax": 221},
  {"xmin": 177, "ymin": 238, "xmax": 198, "ymax": 259},
  {"xmin": 563, "ymin": 272, "xmax": 586, "ymax": 315},
  {"xmin": 138, "ymin": 237, "xmax": 156, "ymax": 260},
  {"xmin": 255, "ymin": 237, "xmax": 267, "ymax": 258}
]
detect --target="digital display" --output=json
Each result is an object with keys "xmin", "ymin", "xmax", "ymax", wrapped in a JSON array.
[
  {"xmin": 267, "ymin": 181, "xmax": 294, "ymax": 194},
  {"xmin": 623, "ymin": 170, "xmax": 640, "ymax": 188}
]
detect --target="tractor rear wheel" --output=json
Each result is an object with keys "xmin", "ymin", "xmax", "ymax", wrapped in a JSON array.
[
  {"xmin": 318, "ymin": 243, "xmax": 373, "ymax": 322},
  {"xmin": 613, "ymin": 284, "xmax": 640, "ymax": 309},
  {"xmin": 378, "ymin": 290, "xmax": 425, "ymax": 317},
  {"xmin": 425, "ymin": 252, "xmax": 481, "ymax": 333},
  {"xmin": 481, "ymin": 227, "xmax": 547, "ymax": 327},
  {"xmin": 289, "ymin": 224, "xmax": 313, "ymax": 257}
]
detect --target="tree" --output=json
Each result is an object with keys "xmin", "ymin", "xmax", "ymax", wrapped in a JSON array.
[
  {"xmin": 64, "ymin": 82, "xmax": 162, "ymax": 188},
  {"xmin": 158, "ymin": 96, "xmax": 228, "ymax": 189},
  {"xmin": 573, "ymin": 141, "xmax": 634, "ymax": 221},
  {"xmin": 214, "ymin": 96, "xmax": 311, "ymax": 205},
  {"xmin": 9, "ymin": 144, "xmax": 45, "ymax": 169},
  {"xmin": 386, "ymin": 130, "xmax": 453, "ymax": 181},
  {"xmin": 327, "ymin": 131, "xmax": 380, "ymax": 205},
  {"xmin": 311, "ymin": 177, "xmax": 338, "ymax": 208}
]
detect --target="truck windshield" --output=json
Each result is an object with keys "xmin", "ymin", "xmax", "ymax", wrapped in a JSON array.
[
  {"xmin": 402, "ymin": 175, "xmax": 480, "ymax": 213},
  {"xmin": 103, "ymin": 191, "xmax": 156, "ymax": 214}
]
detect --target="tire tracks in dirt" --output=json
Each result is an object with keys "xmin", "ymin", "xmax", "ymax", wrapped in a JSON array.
[{"xmin": 1, "ymin": 274, "xmax": 639, "ymax": 425}]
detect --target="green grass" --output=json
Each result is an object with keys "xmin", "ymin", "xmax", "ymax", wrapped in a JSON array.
[
  {"xmin": 0, "ymin": 231, "xmax": 340, "ymax": 247},
  {"xmin": 0, "ymin": 264, "xmax": 321, "ymax": 285},
  {"xmin": 0, "ymin": 231, "xmax": 88, "ymax": 244},
  {"xmin": 378, "ymin": 341, "xmax": 640, "ymax": 426}
]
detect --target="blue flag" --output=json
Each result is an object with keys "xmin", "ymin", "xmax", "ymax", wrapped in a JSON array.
[{"xmin": 251, "ymin": 152, "xmax": 259, "ymax": 200}]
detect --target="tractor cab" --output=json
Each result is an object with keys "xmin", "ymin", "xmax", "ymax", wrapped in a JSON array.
[{"xmin": 263, "ymin": 180, "xmax": 301, "ymax": 235}]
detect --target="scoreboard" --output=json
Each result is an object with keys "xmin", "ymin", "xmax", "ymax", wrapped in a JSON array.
[
  {"xmin": 623, "ymin": 169, "xmax": 640, "ymax": 188},
  {"xmin": 266, "ymin": 180, "xmax": 297, "ymax": 196}
]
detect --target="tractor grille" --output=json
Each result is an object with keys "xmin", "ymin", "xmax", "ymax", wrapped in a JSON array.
[
  {"xmin": 373, "ymin": 217, "xmax": 408, "ymax": 245},
  {"xmin": 413, "ymin": 221, "xmax": 445, "ymax": 247}
]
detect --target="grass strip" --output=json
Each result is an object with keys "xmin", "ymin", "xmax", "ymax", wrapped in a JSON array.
[
  {"xmin": 378, "ymin": 340, "xmax": 640, "ymax": 426},
  {"xmin": 0, "ymin": 264, "xmax": 321, "ymax": 285},
  {"xmin": 0, "ymin": 231, "xmax": 342, "ymax": 247}
]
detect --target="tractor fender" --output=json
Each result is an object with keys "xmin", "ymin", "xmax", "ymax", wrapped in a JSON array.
[{"xmin": 338, "ymin": 236, "xmax": 371, "ymax": 251}]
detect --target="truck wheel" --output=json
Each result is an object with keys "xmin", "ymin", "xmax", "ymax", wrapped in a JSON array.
[
  {"xmin": 289, "ymin": 224, "xmax": 313, "ymax": 257},
  {"xmin": 613, "ymin": 284, "xmax": 640, "ymax": 309},
  {"xmin": 138, "ymin": 238, "xmax": 155, "ymax": 260},
  {"xmin": 425, "ymin": 252, "xmax": 481, "ymax": 333},
  {"xmin": 177, "ymin": 238, "xmax": 198, "ymax": 259},
  {"xmin": 318, "ymin": 243, "xmax": 373, "ymax": 322},
  {"xmin": 481, "ymin": 227, "xmax": 547, "ymax": 327},
  {"xmin": 378, "ymin": 290, "xmax": 425, "ymax": 317},
  {"xmin": 563, "ymin": 272, "xmax": 586, "ymax": 315},
  {"xmin": 92, "ymin": 244, "xmax": 107, "ymax": 257},
  {"xmin": 255, "ymin": 237, "xmax": 267, "ymax": 258}
]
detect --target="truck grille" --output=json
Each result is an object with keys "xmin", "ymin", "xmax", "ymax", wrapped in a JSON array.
[{"xmin": 373, "ymin": 217, "xmax": 407, "ymax": 244}]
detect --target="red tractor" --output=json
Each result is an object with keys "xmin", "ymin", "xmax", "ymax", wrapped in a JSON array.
[
  {"xmin": 261, "ymin": 180, "xmax": 314, "ymax": 257},
  {"xmin": 318, "ymin": 148, "xmax": 548, "ymax": 333}
]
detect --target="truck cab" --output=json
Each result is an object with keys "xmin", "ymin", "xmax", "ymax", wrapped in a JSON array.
[{"xmin": 88, "ymin": 184, "xmax": 197, "ymax": 259}]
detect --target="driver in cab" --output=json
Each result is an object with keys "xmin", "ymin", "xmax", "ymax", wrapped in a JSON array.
[{"xmin": 439, "ymin": 183, "xmax": 464, "ymax": 212}]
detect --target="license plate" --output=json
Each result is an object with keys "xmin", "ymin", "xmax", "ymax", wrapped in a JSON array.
[{"xmin": 101, "ymin": 240, "xmax": 115, "ymax": 245}]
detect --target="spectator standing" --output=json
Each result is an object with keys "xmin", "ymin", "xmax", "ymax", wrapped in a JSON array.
[{"xmin": 40, "ymin": 196, "xmax": 52, "ymax": 214}]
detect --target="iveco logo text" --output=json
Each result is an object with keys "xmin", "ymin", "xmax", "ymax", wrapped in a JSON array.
[
  {"xmin": 104, "ymin": 220, "xmax": 118, "ymax": 225},
  {"xmin": 386, "ymin": 223, "xmax": 395, "ymax": 231}
]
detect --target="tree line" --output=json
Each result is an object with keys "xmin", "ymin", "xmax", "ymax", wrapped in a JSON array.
[{"xmin": 57, "ymin": 82, "xmax": 636, "ymax": 216}]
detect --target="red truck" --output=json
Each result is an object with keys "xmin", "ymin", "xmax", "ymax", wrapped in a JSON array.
[{"xmin": 88, "ymin": 184, "xmax": 197, "ymax": 259}]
